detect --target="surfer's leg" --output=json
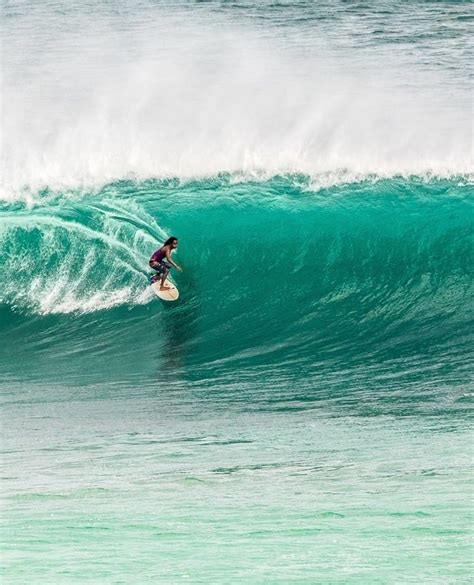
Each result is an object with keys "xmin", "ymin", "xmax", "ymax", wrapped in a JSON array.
[
  {"xmin": 149, "ymin": 260, "xmax": 161, "ymax": 284},
  {"xmin": 160, "ymin": 268, "xmax": 170, "ymax": 290},
  {"xmin": 149, "ymin": 260, "xmax": 169, "ymax": 285}
]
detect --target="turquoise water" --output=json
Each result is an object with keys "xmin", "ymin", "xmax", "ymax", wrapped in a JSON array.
[{"xmin": 1, "ymin": 1, "xmax": 473, "ymax": 583}]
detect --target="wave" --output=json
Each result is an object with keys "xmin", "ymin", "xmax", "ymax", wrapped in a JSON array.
[{"xmin": 1, "ymin": 178, "xmax": 472, "ymax": 378}]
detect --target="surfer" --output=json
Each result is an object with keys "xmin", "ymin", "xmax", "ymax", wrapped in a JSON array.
[{"xmin": 149, "ymin": 237, "xmax": 182, "ymax": 290}]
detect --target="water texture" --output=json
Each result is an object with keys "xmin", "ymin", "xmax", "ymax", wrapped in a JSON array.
[{"xmin": 1, "ymin": 1, "xmax": 473, "ymax": 583}]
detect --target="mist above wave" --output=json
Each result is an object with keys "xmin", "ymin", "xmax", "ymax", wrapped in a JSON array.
[{"xmin": 2, "ymin": 2, "xmax": 472, "ymax": 200}]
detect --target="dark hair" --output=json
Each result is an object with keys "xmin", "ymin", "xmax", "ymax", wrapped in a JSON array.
[{"xmin": 164, "ymin": 236, "xmax": 178, "ymax": 246}]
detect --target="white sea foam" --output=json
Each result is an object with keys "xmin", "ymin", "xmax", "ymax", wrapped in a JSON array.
[
  {"xmin": 1, "ymin": 3, "xmax": 473, "ymax": 201},
  {"xmin": 0, "ymin": 199, "xmax": 166, "ymax": 313}
]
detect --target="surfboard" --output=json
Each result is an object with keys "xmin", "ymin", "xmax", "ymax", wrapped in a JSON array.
[{"xmin": 151, "ymin": 279, "xmax": 179, "ymax": 302}]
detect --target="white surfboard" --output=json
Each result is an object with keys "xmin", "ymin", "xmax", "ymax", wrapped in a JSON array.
[{"xmin": 151, "ymin": 279, "xmax": 179, "ymax": 302}]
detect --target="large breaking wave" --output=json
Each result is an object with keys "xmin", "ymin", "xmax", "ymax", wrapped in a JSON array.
[{"xmin": 1, "ymin": 178, "xmax": 472, "ymax": 379}]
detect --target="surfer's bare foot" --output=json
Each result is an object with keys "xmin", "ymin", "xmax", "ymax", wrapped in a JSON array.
[{"xmin": 160, "ymin": 285, "xmax": 171, "ymax": 291}]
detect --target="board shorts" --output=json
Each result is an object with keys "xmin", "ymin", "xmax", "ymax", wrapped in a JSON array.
[{"xmin": 149, "ymin": 259, "xmax": 171, "ymax": 275}]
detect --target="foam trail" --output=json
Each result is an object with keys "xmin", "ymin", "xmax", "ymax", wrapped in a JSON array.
[{"xmin": 0, "ymin": 199, "xmax": 167, "ymax": 314}]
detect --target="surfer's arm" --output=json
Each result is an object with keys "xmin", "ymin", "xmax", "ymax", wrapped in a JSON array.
[{"xmin": 165, "ymin": 250, "xmax": 182, "ymax": 272}]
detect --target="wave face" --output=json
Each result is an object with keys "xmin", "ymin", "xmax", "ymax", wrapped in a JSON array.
[{"xmin": 1, "ymin": 177, "xmax": 472, "ymax": 401}]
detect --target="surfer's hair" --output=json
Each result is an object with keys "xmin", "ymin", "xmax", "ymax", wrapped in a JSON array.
[{"xmin": 164, "ymin": 236, "xmax": 178, "ymax": 246}]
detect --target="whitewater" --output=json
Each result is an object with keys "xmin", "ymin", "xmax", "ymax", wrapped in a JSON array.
[{"xmin": 1, "ymin": 1, "xmax": 473, "ymax": 584}]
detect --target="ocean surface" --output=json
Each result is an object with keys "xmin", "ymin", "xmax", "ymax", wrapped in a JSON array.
[{"xmin": 1, "ymin": 1, "xmax": 473, "ymax": 583}]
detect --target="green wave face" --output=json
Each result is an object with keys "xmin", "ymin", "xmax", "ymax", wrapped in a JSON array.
[{"xmin": 1, "ymin": 176, "xmax": 472, "ymax": 406}]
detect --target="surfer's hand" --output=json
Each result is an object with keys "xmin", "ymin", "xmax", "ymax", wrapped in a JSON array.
[{"xmin": 176, "ymin": 266, "xmax": 183, "ymax": 272}]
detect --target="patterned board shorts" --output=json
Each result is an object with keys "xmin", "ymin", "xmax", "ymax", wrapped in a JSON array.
[{"xmin": 149, "ymin": 260, "xmax": 171, "ymax": 275}]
